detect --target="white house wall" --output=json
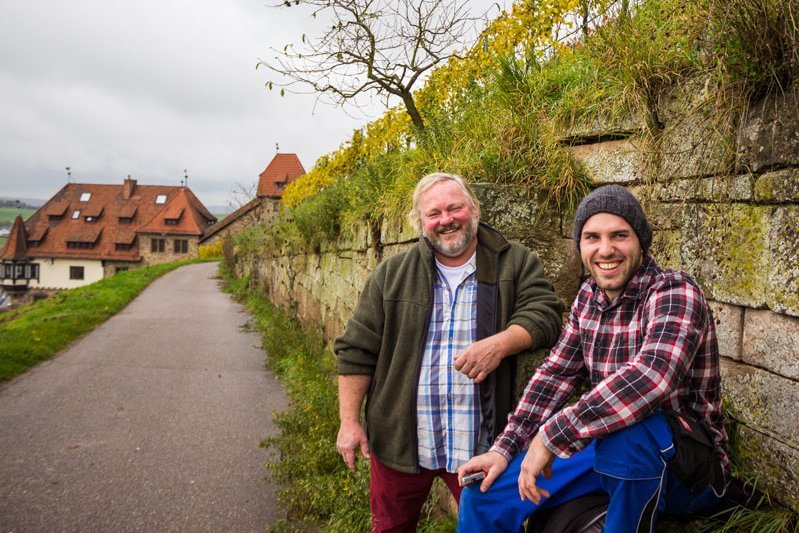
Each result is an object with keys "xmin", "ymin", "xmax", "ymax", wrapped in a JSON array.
[{"xmin": 29, "ymin": 258, "xmax": 104, "ymax": 290}]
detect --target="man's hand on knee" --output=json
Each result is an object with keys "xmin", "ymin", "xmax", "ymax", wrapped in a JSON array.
[
  {"xmin": 336, "ymin": 420, "xmax": 370, "ymax": 471},
  {"xmin": 458, "ymin": 451, "xmax": 508, "ymax": 492},
  {"xmin": 518, "ymin": 433, "xmax": 555, "ymax": 504}
]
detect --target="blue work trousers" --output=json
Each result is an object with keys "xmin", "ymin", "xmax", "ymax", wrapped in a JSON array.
[{"xmin": 457, "ymin": 413, "xmax": 721, "ymax": 532}]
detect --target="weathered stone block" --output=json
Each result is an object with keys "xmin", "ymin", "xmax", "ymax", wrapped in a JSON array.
[
  {"xmin": 738, "ymin": 85, "xmax": 799, "ymax": 172},
  {"xmin": 546, "ymin": 238, "xmax": 583, "ymax": 307},
  {"xmin": 654, "ymin": 175, "xmax": 753, "ymax": 203},
  {"xmin": 755, "ymin": 169, "xmax": 799, "ymax": 202},
  {"xmin": 655, "ymin": 78, "xmax": 736, "ymax": 180},
  {"xmin": 381, "ymin": 213, "xmax": 416, "ymax": 246},
  {"xmin": 560, "ymin": 110, "xmax": 647, "ymax": 141},
  {"xmin": 646, "ymin": 202, "xmax": 682, "ymax": 231},
  {"xmin": 709, "ymin": 301, "xmax": 743, "ymax": 360},
  {"xmin": 766, "ymin": 206, "xmax": 799, "ymax": 317},
  {"xmin": 681, "ymin": 204, "xmax": 769, "ymax": 307},
  {"xmin": 734, "ymin": 425, "xmax": 799, "ymax": 513},
  {"xmin": 472, "ymin": 183, "xmax": 554, "ymax": 237},
  {"xmin": 568, "ymin": 139, "xmax": 643, "ymax": 184},
  {"xmin": 651, "ymin": 230, "xmax": 682, "ymax": 272},
  {"xmin": 721, "ymin": 359, "xmax": 799, "ymax": 449},
  {"xmin": 743, "ymin": 309, "xmax": 799, "ymax": 380}
]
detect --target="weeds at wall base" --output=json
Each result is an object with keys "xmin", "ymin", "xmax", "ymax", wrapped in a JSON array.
[{"xmin": 220, "ymin": 266, "xmax": 460, "ymax": 532}]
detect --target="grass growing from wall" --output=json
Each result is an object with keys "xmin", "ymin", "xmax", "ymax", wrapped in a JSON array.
[
  {"xmin": 0, "ymin": 259, "xmax": 209, "ymax": 382},
  {"xmin": 221, "ymin": 268, "xmax": 455, "ymax": 532}
]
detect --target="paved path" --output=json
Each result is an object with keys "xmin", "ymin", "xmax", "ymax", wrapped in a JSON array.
[{"xmin": 0, "ymin": 262, "xmax": 287, "ymax": 532}]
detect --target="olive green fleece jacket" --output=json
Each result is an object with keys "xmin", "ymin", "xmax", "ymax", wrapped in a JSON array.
[{"xmin": 334, "ymin": 223, "xmax": 563, "ymax": 474}]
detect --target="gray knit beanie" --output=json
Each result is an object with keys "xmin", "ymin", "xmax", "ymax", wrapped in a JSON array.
[{"xmin": 573, "ymin": 185, "xmax": 652, "ymax": 252}]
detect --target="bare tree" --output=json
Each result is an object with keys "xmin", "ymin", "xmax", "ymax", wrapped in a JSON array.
[{"xmin": 259, "ymin": 0, "xmax": 484, "ymax": 132}]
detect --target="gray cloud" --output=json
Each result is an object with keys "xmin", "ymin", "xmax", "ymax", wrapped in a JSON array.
[{"xmin": 0, "ymin": 0, "xmax": 503, "ymax": 209}]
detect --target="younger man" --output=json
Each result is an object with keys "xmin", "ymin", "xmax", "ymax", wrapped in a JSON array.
[{"xmin": 457, "ymin": 185, "xmax": 729, "ymax": 532}]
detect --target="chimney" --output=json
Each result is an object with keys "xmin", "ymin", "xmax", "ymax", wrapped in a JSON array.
[{"xmin": 123, "ymin": 176, "xmax": 137, "ymax": 199}]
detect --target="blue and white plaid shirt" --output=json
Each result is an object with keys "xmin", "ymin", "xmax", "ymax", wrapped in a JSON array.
[{"xmin": 416, "ymin": 257, "xmax": 481, "ymax": 472}]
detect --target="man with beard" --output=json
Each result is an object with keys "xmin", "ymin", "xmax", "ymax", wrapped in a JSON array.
[{"xmin": 334, "ymin": 172, "xmax": 563, "ymax": 532}]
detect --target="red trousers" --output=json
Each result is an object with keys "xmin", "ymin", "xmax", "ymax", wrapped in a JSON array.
[{"xmin": 370, "ymin": 456, "xmax": 463, "ymax": 533}]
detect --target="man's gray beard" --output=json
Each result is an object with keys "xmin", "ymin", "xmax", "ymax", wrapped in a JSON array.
[{"xmin": 424, "ymin": 217, "xmax": 478, "ymax": 258}]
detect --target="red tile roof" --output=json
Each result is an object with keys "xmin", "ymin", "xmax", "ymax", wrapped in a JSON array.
[
  {"xmin": 138, "ymin": 188, "xmax": 214, "ymax": 236},
  {"xmin": 0, "ymin": 179, "xmax": 217, "ymax": 263},
  {"xmin": 0, "ymin": 216, "xmax": 28, "ymax": 261},
  {"xmin": 257, "ymin": 153, "xmax": 305, "ymax": 198}
]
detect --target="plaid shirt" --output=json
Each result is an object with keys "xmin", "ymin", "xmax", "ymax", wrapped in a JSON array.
[
  {"xmin": 417, "ymin": 259, "xmax": 480, "ymax": 472},
  {"xmin": 492, "ymin": 255, "xmax": 730, "ymax": 483}
]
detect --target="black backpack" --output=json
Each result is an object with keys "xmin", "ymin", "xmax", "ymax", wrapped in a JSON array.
[{"xmin": 525, "ymin": 492, "xmax": 608, "ymax": 533}]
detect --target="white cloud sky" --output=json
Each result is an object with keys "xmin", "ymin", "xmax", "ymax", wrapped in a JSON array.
[{"xmin": 0, "ymin": 0, "xmax": 506, "ymax": 210}]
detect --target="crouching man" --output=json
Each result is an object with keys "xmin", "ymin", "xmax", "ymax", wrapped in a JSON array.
[{"xmin": 457, "ymin": 185, "xmax": 729, "ymax": 533}]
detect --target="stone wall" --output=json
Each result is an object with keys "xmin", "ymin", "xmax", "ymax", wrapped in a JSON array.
[{"xmin": 233, "ymin": 81, "xmax": 799, "ymax": 511}]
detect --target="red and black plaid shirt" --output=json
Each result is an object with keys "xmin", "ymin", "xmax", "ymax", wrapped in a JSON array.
[{"xmin": 492, "ymin": 255, "xmax": 730, "ymax": 483}]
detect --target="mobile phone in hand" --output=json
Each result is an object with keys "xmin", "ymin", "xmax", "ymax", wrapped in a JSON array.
[{"xmin": 462, "ymin": 471, "xmax": 485, "ymax": 486}]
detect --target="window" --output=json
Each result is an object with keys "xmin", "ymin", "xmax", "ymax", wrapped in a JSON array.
[
  {"xmin": 276, "ymin": 182, "xmax": 285, "ymax": 190},
  {"xmin": 24, "ymin": 263, "xmax": 39, "ymax": 280},
  {"xmin": 1, "ymin": 263, "xmax": 38, "ymax": 280},
  {"xmin": 80, "ymin": 192, "xmax": 91, "ymax": 202},
  {"xmin": 165, "ymin": 219, "xmax": 178, "ymax": 226},
  {"xmin": 151, "ymin": 238, "xmax": 165, "ymax": 253},
  {"xmin": 69, "ymin": 266, "xmax": 85, "ymax": 280},
  {"xmin": 155, "ymin": 194, "xmax": 167, "ymax": 204},
  {"xmin": 67, "ymin": 241, "xmax": 94, "ymax": 249},
  {"xmin": 72, "ymin": 210, "xmax": 81, "ymax": 219},
  {"xmin": 86, "ymin": 216, "xmax": 95, "ymax": 223},
  {"xmin": 119, "ymin": 217, "xmax": 133, "ymax": 224},
  {"xmin": 174, "ymin": 239, "xmax": 188, "ymax": 254},
  {"xmin": 49, "ymin": 215, "xmax": 63, "ymax": 222},
  {"xmin": 115, "ymin": 243, "xmax": 133, "ymax": 251}
]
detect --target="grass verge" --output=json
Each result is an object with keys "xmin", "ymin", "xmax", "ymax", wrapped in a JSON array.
[{"xmin": 0, "ymin": 259, "xmax": 212, "ymax": 382}]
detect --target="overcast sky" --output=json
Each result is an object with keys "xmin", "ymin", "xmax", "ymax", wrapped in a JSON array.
[{"xmin": 0, "ymin": 0, "xmax": 506, "ymax": 211}]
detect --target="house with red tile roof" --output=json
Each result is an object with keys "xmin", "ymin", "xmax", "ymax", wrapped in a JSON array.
[
  {"xmin": 201, "ymin": 153, "xmax": 305, "ymax": 247},
  {"xmin": 1, "ymin": 177, "xmax": 216, "ymax": 301}
]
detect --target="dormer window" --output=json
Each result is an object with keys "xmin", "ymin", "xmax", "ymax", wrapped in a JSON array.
[
  {"xmin": 72, "ymin": 210, "xmax": 81, "ymax": 219},
  {"xmin": 155, "ymin": 195, "xmax": 167, "ymax": 204},
  {"xmin": 80, "ymin": 192, "xmax": 91, "ymax": 202},
  {"xmin": 119, "ymin": 216, "xmax": 133, "ymax": 224},
  {"xmin": 276, "ymin": 182, "xmax": 285, "ymax": 190},
  {"xmin": 165, "ymin": 219, "xmax": 178, "ymax": 226},
  {"xmin": 86, "ymin": 216, "xmax": 95, "ymax": 223}
]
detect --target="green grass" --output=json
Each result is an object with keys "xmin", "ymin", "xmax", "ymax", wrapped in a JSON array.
[
  {"xmin": 0, "ymin": 259, "xmax": 212, "ymax": 382},
  {"xmin": 221, "ymin": 268, "xmax": 453, "ymax": 532},
  {"xmin": 0, "ymin": 207, "xmax": 35, "ymax": 225}
]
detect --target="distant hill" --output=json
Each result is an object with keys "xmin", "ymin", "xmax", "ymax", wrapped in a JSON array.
[
  {"xmin": 0, "ymin": 197, "xmax": 44, "ymax": 209},
  {"xmin": 207, "ymin": 205, "xmax": 234, "ymax": 217}
]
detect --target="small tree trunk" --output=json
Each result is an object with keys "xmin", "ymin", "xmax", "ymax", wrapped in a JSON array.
[{"xmin": 400, "ymin": 91, "xmax": 426, "ymax": 133}]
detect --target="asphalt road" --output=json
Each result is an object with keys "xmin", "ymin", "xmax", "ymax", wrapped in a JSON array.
[{"xmin": 0, "ymin": 262, "xmax": 287, "ymax": 532}]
